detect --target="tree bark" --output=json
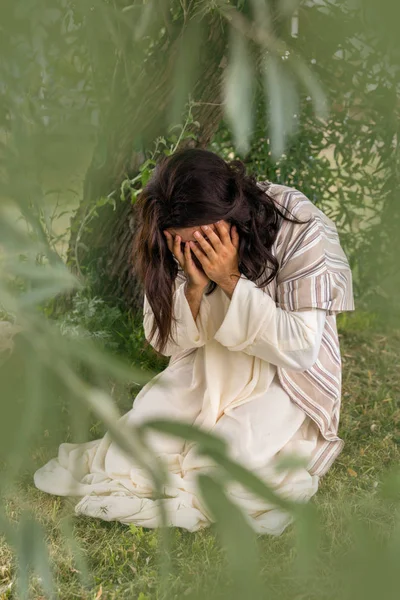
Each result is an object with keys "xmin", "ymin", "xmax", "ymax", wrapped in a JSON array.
[{"xmin": 66, "ymin": 14, "xmax": 228, "ymax": 315}]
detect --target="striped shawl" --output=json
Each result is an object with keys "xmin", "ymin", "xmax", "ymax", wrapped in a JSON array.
[{"xmin": 256, "ymin": 181, "xmax": 355, "ymax": 476}]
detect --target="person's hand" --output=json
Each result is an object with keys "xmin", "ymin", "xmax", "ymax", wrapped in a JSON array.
[
  {"xmin": 188, "ymin": 221, "xmax": 240, "ymax": 287},
  {"xmin": 163, "ymin": 230, "xmax": 210, "ymax": 290}
]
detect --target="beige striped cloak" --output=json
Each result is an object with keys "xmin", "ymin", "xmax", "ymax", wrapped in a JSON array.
[{"xmin": 256, "ymin": 181, "xmax": 355, "ymax": 476}]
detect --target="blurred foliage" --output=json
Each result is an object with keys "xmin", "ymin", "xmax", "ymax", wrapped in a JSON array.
[
  {"xmin": 1, "ymin": 0, "xmax": 400, "ymax": 598},
  {"xmin": 1, "ymin": 0, "xmax": 398, "ymax": 319},
  {"xmin": 212, "ymin": 0, "xmax": 400, "ymax": 325}
]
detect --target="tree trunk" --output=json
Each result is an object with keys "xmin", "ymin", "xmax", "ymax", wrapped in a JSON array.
[{"xmin": 66, "ymin": 14, "xmax": 227, "ymax": 315}]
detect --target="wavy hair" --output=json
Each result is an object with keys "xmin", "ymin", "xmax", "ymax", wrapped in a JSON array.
[{"xmin": 131, "ymin": 148, "xmax": 306, "ymax": 356}]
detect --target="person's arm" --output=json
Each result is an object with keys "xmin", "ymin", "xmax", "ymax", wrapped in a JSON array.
[
  {"xmin": 143, "ymin": 274, "xmax": 211, "ymax": 357},
  {"xmin": 184, "ymin": 282, "xmax": 203, "ymax": 321},
  {"xmin": 213, "ymin": 275, "xmax": 327, "ymax": 371}
]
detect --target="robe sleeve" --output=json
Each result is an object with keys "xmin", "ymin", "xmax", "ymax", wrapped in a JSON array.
[
  {"xmin": 213, "ymin": 275, "xmax": 327, "ymax": 371},
  {"xmin": 213, "ymin": 203, "xmax": 354, "ymax": 370},
  {"xmin": 275, "ymin": 211, "xmax": 355, "ymax": 314},
  {"xmin": 143, "ymin": 270, "xmax": 211, "ymax": 357}
]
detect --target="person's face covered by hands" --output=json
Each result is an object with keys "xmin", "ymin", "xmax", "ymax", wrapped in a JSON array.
[{"xmin": 165, "ymin": 221, "xmax": 232, "ymax": 272}]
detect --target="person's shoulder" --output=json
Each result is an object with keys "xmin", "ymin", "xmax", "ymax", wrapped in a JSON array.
[
  {"xmin": 257, "ymin": 180, "xmax": 337, "ymax": 233},
  {"xmin": 257, "ymin": 181, "xmax": 316, "ymax": 217}
]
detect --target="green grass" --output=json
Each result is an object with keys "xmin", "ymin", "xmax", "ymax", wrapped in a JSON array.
[{"xmin": 1, "ymin": 311, "xmax": 400, "ymax": 599}]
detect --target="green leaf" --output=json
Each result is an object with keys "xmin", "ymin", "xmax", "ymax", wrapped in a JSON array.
[
  {"xmin": 203, "ymin": 446, "xmax": 295, "ymax": 512},
  {"xmin": 198, "ymin": 474, "xmax": 264, "ymax": 600},
  {"xmin": 274, "ymin": 452, "xmax": 309, "ymax": 472},
  {"xmin": 223, "ymin": 28, "xmax": 255, "ymax": 154},
  {"xmin": 139, "ymin": 158, "xmax": 156, "ymax": 172},
  {"xmin": 169, "ymin": 17, "xmax": 205, "ymax": 125},
  {"xmin": 143, "ymin": 419, "xmax": 228, "ymax": 454},
  {"xmin": 293, "ymin": 502, "xmax": 320, "ymax": 580},
  {"xmin": 134, "ymin": 0, "xmax": 162, "ymax": 42},
  {"xmin": 293, "ymin": 57, "xmax": 328, "ymax": 121},
  {"xmin": 144, "ymin": 418, "xmax": 295, "ymax": 512},
  {"xmin": 81, "ymin": 389, "xmax": 170, "ymax": 518},
  {"xmin": 263, "ymin": 53, "xmax": 300, "ymax": 159},
  {"xmin": 16, "ymin": 511, "xmax": 54, "ymax": 600},
  {"xmin": 278, "ymin": 0, "xmax": 301, "ymax": 18},
  {"xmin": 58, "ymin": 516, "xmax": 92, "ymax": 589},
  {"xmin": 4, "ymin": 349, "xmax": 44, "ymax": 478}
]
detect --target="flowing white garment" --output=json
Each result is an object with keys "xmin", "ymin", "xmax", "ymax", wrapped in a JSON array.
[{"xmin": 34, "ymin": 276, "xmax": 326, "ymax": 535}]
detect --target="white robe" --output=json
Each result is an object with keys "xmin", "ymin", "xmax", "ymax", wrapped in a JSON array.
[{"xmin": 34, "ymin": 275, "xmax": 326, "ymax": 535}]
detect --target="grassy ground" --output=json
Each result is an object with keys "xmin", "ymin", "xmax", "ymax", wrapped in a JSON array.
[{"xmin": 1, "ymin": 311, "xmax": 400, "ymax": 599}]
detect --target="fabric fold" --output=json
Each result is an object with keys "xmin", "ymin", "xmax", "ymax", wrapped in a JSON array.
[
  {"xmin": 213, "ymin": 275, "xmax": 275, "ymax": 352},
  {"xmin": 274, "ymin": 199, "xmax": 354, "ymax": 316},
  {"xmin": 214, "ymin": 275, "xmax": 327, "ymax": 372},
  {"xmin": 261, "ymin": 181, "xmax": 355, "ymax": 475},
  {"xmin": 143, "ymin": 273, "xmax": 211, "ymax": 357}
]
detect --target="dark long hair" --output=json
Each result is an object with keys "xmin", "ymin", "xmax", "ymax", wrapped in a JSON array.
[{"xmin": 132, "ymin": 148, "xmax": 305, "ymax": 356}]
